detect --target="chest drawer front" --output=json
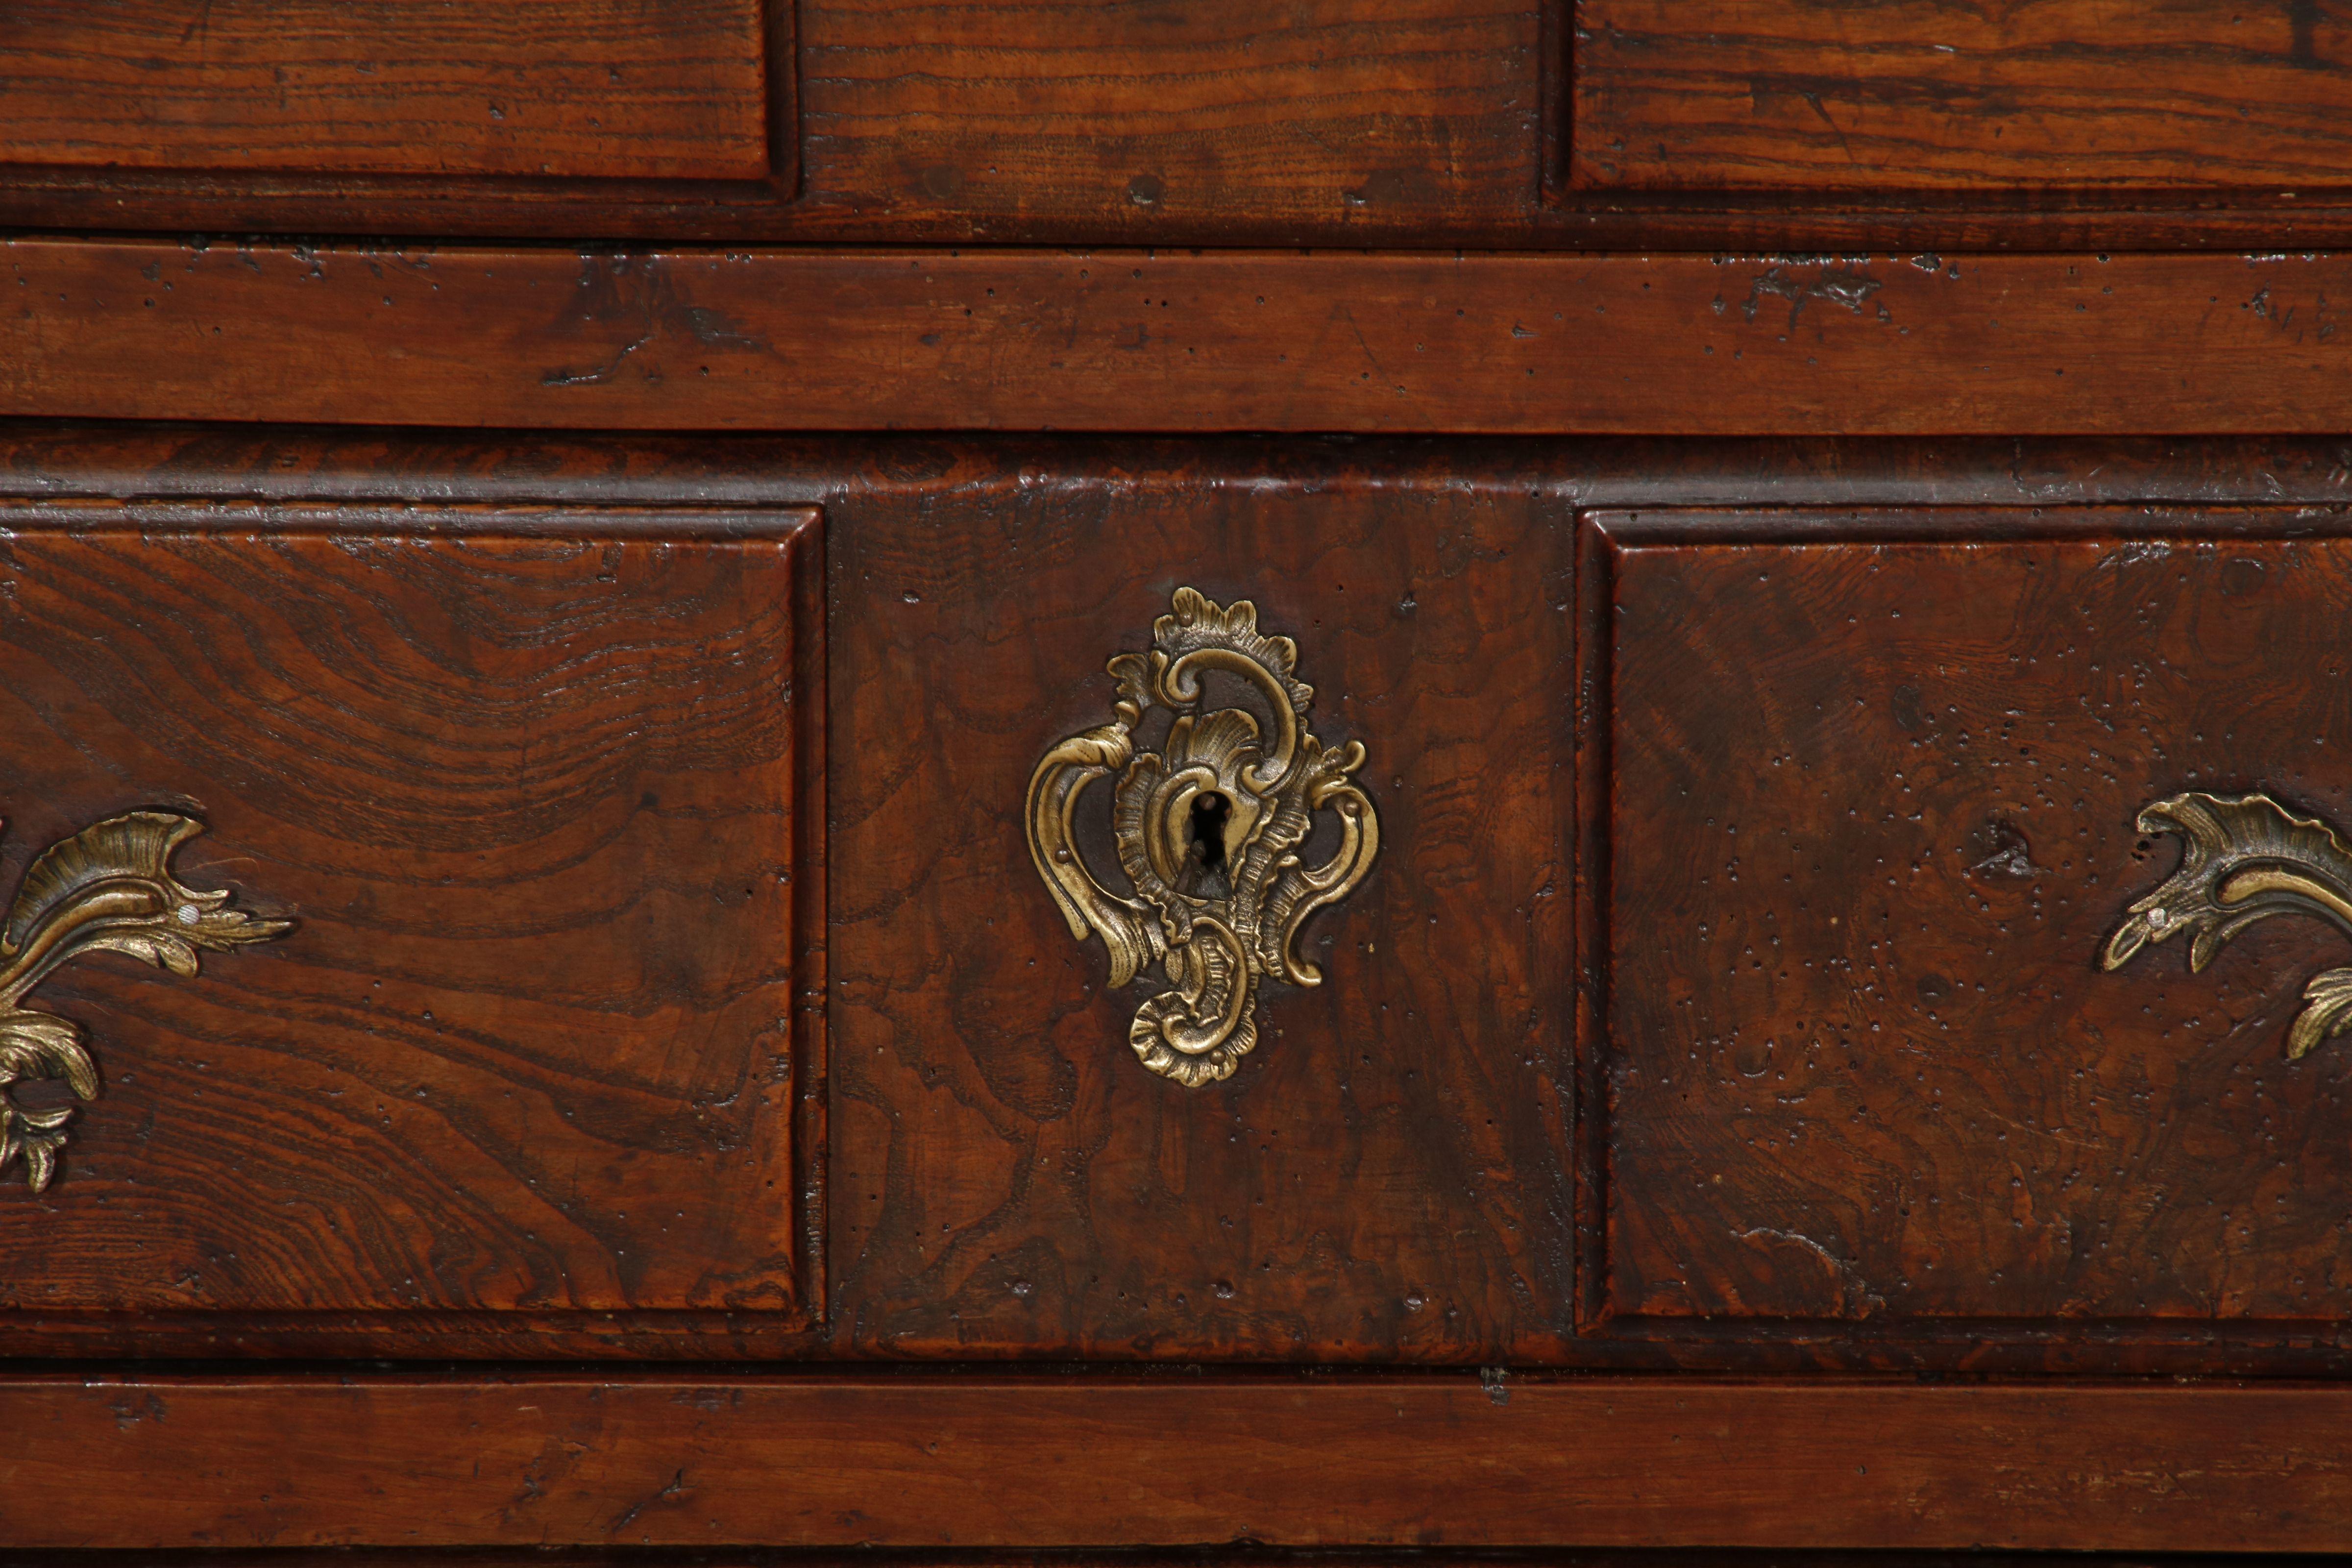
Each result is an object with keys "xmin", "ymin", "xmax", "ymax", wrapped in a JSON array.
[
  {"xmin": 0, "ymin": 508, "xmax": 821, "ymax": 1351},
  {"xmin": 1591, "ymin": 509, "xmax": 2352, "ymax": 1347}
]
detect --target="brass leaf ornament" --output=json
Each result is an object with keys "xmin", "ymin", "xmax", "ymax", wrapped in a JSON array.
[
  {"xmin": 1026, "ymin": 588, "xmax": 1379, "ymax": 1086},
  {"xmin": 2103, "ymin": 791, "xmax": 2352, "ymax": 1060},
  {"xmin": 0, "ymin": 811, "xmax": 292, "ymax": 1191}
]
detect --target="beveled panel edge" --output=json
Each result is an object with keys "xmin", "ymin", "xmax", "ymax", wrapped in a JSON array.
[
  {"xmin": 1574, "ymin": 504, "xmax": 2352, "ymax": 1367},
  {"xmin": 0, "ymin": 0, "xmax": 797, "ymax": 206},
  {"xmin": 1565, "ymin": 0, "xmax": 2352, "ymax": 198},
  {"xmin": 0, "ymin": 498, "xmax": 822, "ymax": 538}
]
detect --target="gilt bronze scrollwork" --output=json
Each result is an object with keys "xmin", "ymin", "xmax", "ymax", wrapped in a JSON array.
[
  {"xmin": 1026, "ymin": 588, "xmax": 1379, "ymax": 1085},
  {"xmin": 2104, "ymin": 791, "xmax": 2352, "ymax": 1060},
  {"xmin": 0, "ymin": 811, "xmax": 291, "ymax": 1191}
]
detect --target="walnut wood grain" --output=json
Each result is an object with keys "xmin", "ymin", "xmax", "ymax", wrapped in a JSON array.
[
  {"xmin": 7, "ymin": 1373, "xmax": 2352, "ymax": 1550},
  {"xmin": 1592, "ymin": 510, "xmax": 2352, "ymax": 1335},
  {"xmin": 8, "ymin": 242, "xmax": 2352, "ymax": 436},
  {"xmin": 6, "ymin": 424, "xmax": 2352, "ymax": 517},
  {"xmin": 1574, "ymin": 0, "xmax": 2352, "ymax": 191},
  {"xmin": 0, "ymin": 0, "xmax": 771, "ymax": 180},
  {"xmin": 0, "ymin": 507, "xmax": 824, "ymax": 1356},
  {"xmin": 8, "ymin": 0, "xmax": 2352, "ymax": 248},
  {"xmin": 827, "ymin": 476, "xmax": 1572, "ymax": 1357},
  {"xmin": 12, "ymin": 433, "xmax": 2352, "ymax": 1371},
  {"xmin": 0, "ymin": 0, "xmax": 1533, "ymax": 242},
  {"xmin": 801, "ymin": 0, "xmax": 1536, "ymax": 233}
]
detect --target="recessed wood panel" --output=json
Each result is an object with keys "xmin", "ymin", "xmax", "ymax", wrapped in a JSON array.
[
  {"xmin": 1594, "ymin": 509, "xmax": 2352, "ymax": 1333},
  {"xmin": 828, "ymin": 477, "xmax": 1573, "ymax": 1358},
  {"xmin": 1573, "ymin": 0, "xmax": 2352, "ymax": 190},
  {"xmin": 0, "ymin": 0, "xmax": 771, "ymax": 180},
  {"xmin": 0, "ymin": 506, "xmax": 822, "ymax": 1353},
  {"xmin": 800, "ymin": 0, "xmax": 1538, "ymax": 231}
]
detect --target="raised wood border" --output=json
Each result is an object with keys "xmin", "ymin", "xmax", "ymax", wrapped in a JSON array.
[
  {"xmin": 0, "ymin": 499, "xmax": 828, "ymax": 1361},
  {"xmin": 8, "ymin": 1373, "xmax": 2352, "ymax": 1550},
  {"xmin": 6, "ymin": 243, "xmax": 2351, "ymax": 436}
]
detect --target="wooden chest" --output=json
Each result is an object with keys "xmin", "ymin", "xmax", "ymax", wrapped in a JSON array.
[{"xmin": 4, "ymin": 0, "xmax": 2352, "ymax": 1558}]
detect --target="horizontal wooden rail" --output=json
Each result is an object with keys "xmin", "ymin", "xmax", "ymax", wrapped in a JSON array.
[
  {"xmin": 2, "ymin": 242, "xmax": 2345, "ymax": 435},
  {"xmin": 3, "ymin": 1374, "xmax": 2352, "ymax": 1549}
]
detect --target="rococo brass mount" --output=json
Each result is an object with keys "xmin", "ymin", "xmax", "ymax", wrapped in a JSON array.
[
  {"xmin": 2105, "ymin": 791, "xmax": 2352, "ymax": 1059},
  {"xmin": 1026, "ymin": 588, "xmax": 1379, "ymax": 1085},
  {"xmin": 0, "ymin": 810, "xmax": 291, "ymax": 1191}
]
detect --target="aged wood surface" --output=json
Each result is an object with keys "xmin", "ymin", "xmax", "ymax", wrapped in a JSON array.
[
  {"xmin": 0, "ymin": 0, "xmax": 2350, "ymax": 246},
  {"xmin": 800, "ymin": 0, "xmax": 1536, "ymax": 234},
  {"xmin": 10, "ymin": 434, "xmax": 2352, "ymax": 1370},
  {"xmin": 4, "ymin": 1561, "xmax": 2314, "ymax": 1568},
  {"xmin": 6, "ymin": 242, "xmax": 2352, "ymax": 436},
  {"xmin": 0, "ymin": 0, "xmax": 1535, "ymax": 243},
  {"xmin": 0, "ymin": 0, "xmax": 771, "ymax": 180},
  {"xmin": 1574, "ymin": 0, "xmax": 2352, "ymax": 191},
  {"xmin": 1, "ymin": 1561, "xmax": 2333, "ymax": 1568},
  {"xmin": 6, "ymin": 425, "xmax": 2352, "ymax": 516},
  {"xmin": 4, "ymin": 1374, "xmax": 2352, "ymax": 1549},
  {"xmin": 0, "ymin": 508, "xmax": 823, "ymax": 1356},
  {"xmin": 1, "ymin": 1559, "xmax": 2312, "ymax": 1568},
  {"xmin": 1594, "ymin": 511, "xmax": 2352, "ymax": 1332},
  {"xmin": 827, "ymin": 477, "xmax": 1573, "ymax": 1356}
]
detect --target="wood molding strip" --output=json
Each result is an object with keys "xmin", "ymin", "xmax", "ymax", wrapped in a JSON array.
[
  {"xmin": 7, "ymin": 1374, "xmax": 2352, "ymax": 1549},
  {"xmin": 4, "ymin": 241, "xmax": 2347, "ymax": 436}
]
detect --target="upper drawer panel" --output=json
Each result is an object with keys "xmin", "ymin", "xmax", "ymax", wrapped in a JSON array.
[
  {"xmin": 0, "ymin": 0, "xmax": 1536, "ymax": 240},
  {"xmin": 0, "ymin": 0, "xmax": 770, "ymax": 179},
  {"xmin": 1573, "ymin": 0, "xmax": 2352, "ymax": 190},
  {"xmin": 0, "ymin": 505, "xmax": 821, "ymax": 1356}
]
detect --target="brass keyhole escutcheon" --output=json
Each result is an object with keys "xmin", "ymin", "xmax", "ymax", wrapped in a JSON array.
[{"xmin": 1025, "ymin": 588, "xmax": 1380, "ymax": 1086}]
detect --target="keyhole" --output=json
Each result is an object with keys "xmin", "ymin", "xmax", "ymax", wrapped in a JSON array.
[{"xmin": 1189, "ymin": 792, "xmax": 1231, "ymax": 873}]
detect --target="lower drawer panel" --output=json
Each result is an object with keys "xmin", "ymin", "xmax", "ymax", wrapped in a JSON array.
[
  {"xmin": 1592, "ymin": 509, "xmax": 2352, "ymax": 1337},
  {"xmin": 0, "ymin": 508, "xmax": 822, "ymax": 1348},
  {"xmin": 16, "ymin": 436, "xmax": 2352, "ymax": 1373}
]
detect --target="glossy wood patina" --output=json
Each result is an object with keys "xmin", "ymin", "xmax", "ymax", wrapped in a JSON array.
[
  {"xmin": 1591, "ymin": 511, "xmax": 2352, "ymax": 1368},
  {"xmin": 5, "ymin": 0, "xmax": 2352, "ymax": 1550},
  {"xmin": 0, "ymin": 508, "xmax": 825, "ymax": 1358},
  {"xmin": 3, "ymin": 243, "xmax": 2347, "ymax": 436}
]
